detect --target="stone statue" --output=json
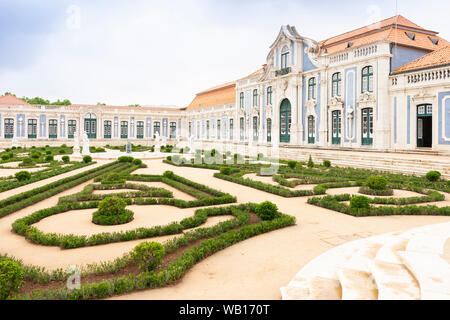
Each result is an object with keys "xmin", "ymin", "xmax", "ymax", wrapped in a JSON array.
[
  {"xmin": 73, "ymin": 132, "xmax": 80, "ymax": 154},
  {"xmin": 154, "ymin": 132, "xmax": 161, "ymax": 153},
  {"xmin": 82, "ymin": 131, "xmax": 90, "ymax": 155},
  {"xmin": 126, "ymin": 139, "xmax": 132, "ymax": 154},
  {"xmin": 11, "ymin": 135, "xmax": 19, "ymax": 148}
]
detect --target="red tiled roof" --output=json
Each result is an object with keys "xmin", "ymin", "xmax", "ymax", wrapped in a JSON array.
[
  {"xmin": 319, "ymin": 15, "xmax": 448, "ymax": 55},
  {"xmin": 0, "ymin": 95, "xmax": 29, "ymax": 105},
  {"xmin": 392, "ymin": 45, "xmax": 450, "ymax": 74},
  {"xmin": 186, "ymin": 82, "xmax": 236, "ymax": 110}
]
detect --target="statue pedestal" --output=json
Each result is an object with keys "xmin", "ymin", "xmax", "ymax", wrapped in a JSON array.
[{"xmin": 155, "ymin": 145, "xmax": 161, "ymax": 153}]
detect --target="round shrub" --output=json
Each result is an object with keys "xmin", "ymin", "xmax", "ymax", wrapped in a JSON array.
[
  {"xmin": 366, "ymin": 176, "xmax": 387, "ymax": 190},
  {"xmin": 62, "ymin": 155, "xmax": 70, "ymax": 163},
  {"xmin": 425, "ymin": 171, "xmax": 441, "ymax": 182},
  {"xmin": 15, "ymin": 171, "xmax": 31, "ymax": 181},
  {"xmin": 130, "ymin": 241, "xmax": 165, "ymax": 272},
  {"xmin": 31, "ymin": 152, "xmax": 41, "ymax": 159},
  {"xmin": 323, "ymin": 160, "xmax": 331, "ymax": 168},
  {"xmin": 133, "ymin": 158, "xmax": 142, "ymax": 165},
  {"xmin": 118, "ymin": 156, "xmax": 133, "ymax": 163},
  {"xmin": 163, "ymin": 170, "xmax": 174, "ymax": 179},
  {"xmin": 59, "ymin": 149, "xmax": 66, "ymax": 154},
  {"xmin": 0, "ymin": 259, "xmax": 24, "ymax": 300},
  {"xmin": 166, "ymin": 156, "xmax": 172, "ymax": 161},
  {"xmin": 82, "ymin": 155, "xmax": 92, "ymax": 163},
  {"xmin": 92, "ymin": 196, "xmax": 134, "ymax": 225},
  {"xmin": 254, "ymin": 201, "xmax": 281, "ymax": 221},
  {"xmin": 447, "ymin": 180, "xmax": 450, "ymax": 188},
  {"xmin": 45, "ymin": 150, "xmax": 52, "ymax": 155},
  {"xmin": 1, "ymin": 154, "xmax": 10, "ymax": 161},
  {"xmin": 20, "ymin": 157, "xmax": 33, "ymax": 166},
  {"xmin": 287, "ymin": 160, "xmax": 297, "ymax": 169},
  {"xmin": 220, "ymin": 167, "xmax": 232, "ymax": 175},
  {"xmin": 350, "ymin": 195, "xmax": 371, "ymax": 209},
  {"xmin": 45, "ymin": 155, "xmax": 54, "ymax": 162}
]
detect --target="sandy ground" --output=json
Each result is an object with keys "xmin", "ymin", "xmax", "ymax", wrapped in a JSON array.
[{"xmin": 0, "ymin": 158, "xmax": 449, "ymax": 300}]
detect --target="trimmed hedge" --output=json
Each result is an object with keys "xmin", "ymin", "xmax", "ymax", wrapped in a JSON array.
[{"xmin": 14, "ymin": 204, "xmax": 295, "ymax": 300}]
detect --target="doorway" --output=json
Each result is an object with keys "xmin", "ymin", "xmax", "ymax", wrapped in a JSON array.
[{"xmin": 417, "ymin": 104, "xmax": 432, "ymax": 148}]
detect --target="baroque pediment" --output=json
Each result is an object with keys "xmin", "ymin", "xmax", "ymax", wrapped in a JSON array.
[{"xmin": 329, "ymin": 96, "xmax": 344, "ymax": 107}]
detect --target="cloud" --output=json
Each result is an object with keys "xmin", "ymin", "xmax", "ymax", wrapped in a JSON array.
[{"xmin": 0, "ymin": 0, "xmax": 449, "ymax": 106}]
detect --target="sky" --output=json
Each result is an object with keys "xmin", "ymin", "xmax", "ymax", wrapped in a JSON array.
[{"xmin": 0, "ymin": 0, "xmax": 449, "ymax": 107}]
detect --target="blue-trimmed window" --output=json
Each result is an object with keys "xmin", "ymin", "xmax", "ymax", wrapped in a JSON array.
[
  {"xmin": 267, "ymin": 86, "xmax": 272, "ymax": 105},
  {"xmin": 332, "ymin": 72, "xmax": 342, "ymax": 97},
  {"xmin": 308, "ymin": 77, "xmax": 316, "ymax": 100},
  {"xmin": 362, "ymin": 66, "xmax": 373, "ymax": 93},
  {"xmin": 281, "ymin": 46, "xmax": 289, "ymax": 69}
]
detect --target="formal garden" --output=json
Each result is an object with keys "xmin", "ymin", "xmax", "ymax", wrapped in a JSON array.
[
  {"xmin": 0, "ymin": 153, "xmax": 295, "ymax": 300},
  {"xmin": 0, "ymin": 147, "xmax": 449, "ymax": 300}
]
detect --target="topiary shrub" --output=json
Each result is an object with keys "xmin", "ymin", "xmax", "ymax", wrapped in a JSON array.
[
  {"xmin": 101, "ymin": 172, "xmax": 125, "ymax": 185},
  {"xmin": 20, "ymin": 157, "xmax": 33, "ymax": 167},
  {"xmin": 287, "ymin": 160, "xmax": 297, "ymax": 169},
  {"xmin": 62, "ymin": 155, "xmax": 70, "ymax": 163},
  {"xmin": 220, "ymin": 167, "xmax": 232, "ymax": 175},
  {"xmin": 59, "ymin": 149, "xmax": 66, "ymax": 154},
  {"xmin": 15, "ymin": 171, "xmax": 31, "ymax": 181},
  {"xmin": 118, "ymin": 156, "xmax": 133, "ymax": 163},
  {"xmin": 163, "ymin": 170, "xmax": 174, "ymax": 179},
  {"xmin": 31, "ymin": 152, "xmax": 41, "ymax": 159},
  {"xmin": 254, "ymin": 201, "xmax": 281, "ymax": 221},
  {"xmin": 130, "ymin": 241, "xmax": 165, "ymax": 272},
  {"xmin": 1, "ymin": 154, "xmax": 10, "ymax": 161},
  {"xmin": 307, "ymin": 155, "xmax": 314, "ymax": 168},
  {"xmin": 133, "ymin": 158, "xmax": 142, "ymax": 165},
  {"xmin": 447, "ymin": 180, "xmax": 450, "ymax": 188},
  {"xmin": 425, "ymin": 171, "xmax": 441, "ymax": 182},
  {"xmin": 92, "ymin": 196, "xmax": 134, "ymax": 225},
  {"xmin": 82, "ymin": 155, "xmax": 92, "ymax": 163},
  {"xmin": 350, "ymin": 195, "xmax": 370, "ymax": 209},
  {"xmin": 45, "ymin": 150, "xmax": 52, "ymax": 155},
  {"xmin": 166, "ymin": 156, "xmax": 172, "ymax": 161},
  {"xmin": 45, "ymin": 155, "xmax": 54, "ymax": 162},
  {"xmin": 323, "ymin": 160, "xmax": 331, "ymax": 168},
  {"xmin": 366, "ymin": 176, "xmax": 387, "ymax": 190},
  {"xmin": 0, "ymin": 259, "xmax": 24, "ymax": 300}
]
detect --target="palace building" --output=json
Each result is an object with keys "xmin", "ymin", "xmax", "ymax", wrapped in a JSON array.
[{"xmin": 1, "ymin": 15, "xmax": 450, "ymax": 154}]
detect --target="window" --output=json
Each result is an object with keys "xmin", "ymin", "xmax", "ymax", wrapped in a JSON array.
[
  {"xmin": 253, "ymin": 116, "xmax": 258, "ymax": 141},
  {"xmin": 188, "ymin": 122, "xmax": 192, "ymax": 137},
  {"xmin": 362, "ymin": 66, "xmax": 374, "ymax": 93},
  {"xmin": 68, "ymin": 120, "xmax": 76, "ymax": 138},
  {"xmin": 153, "ymin": 121, "xmax": 161, "ymax": 138},
  {"xmin": 197, "ymin": 121, "xmax": 200, "ymax": 139},
  {"xmin": 267, "ymin": 86, "xmax": 272, "ymax": 105},
  {"xmin": 4, "ymin": 119, "xmax": 13, "ymax": 138},
  {"xmin": 28, "ymin": 119, "xmax": 37, "ymax": 139},
  {"xmin": 240, "ymin": 117, "xmax": 244, "ymax": 141},
  {"xmin": 308, "ymin": 116, "xmax": 315, "ymax": 144},
  {"xmin": 217, "ymin": 120, "xmax": 221, "ymax": 140},
  {"xmin": 49, "ymin": 119, "xmax": 57, "ymax": 139},
  {"xmin": 253, "ymin": 89, "xmax": 258, "ymax": 107},
  {"xmin": 120, "ymin": 121, "xmax": 128, "ymax": 139},
  {"xmin": 281, "ymin": 45, "xmax": 289, "ymax": 69},
  {"xmin": 229, "ymin": 118, "xmax": 233, "ymax": 140},
  {"xmin": 137, "ymin": 121, "xmax": 144, "ymax": 139},
  {"xmin": 206, "ymin": 120, "xmax": 210, "ymax": 139},
  {"xmin": 240, "ymin": 92, "xmax": 244, "ymax": 108},
  {"xmin": 308, "ymin": 77, "xmax": 316, "ymax": 100},
  {"xmin": 267, "ymin": 118, "xmax": 272, "ymax": 142},
  {"xmin": 104, "ymin": 120, "xmax": 112, "ymax": 139},
  {"xmin": 332, "ymin": 72, "xmax": 342, "ymax": 97},
  {"xmin": 84, "ymin": 113, "xmax": 97, "ymax": 139},
  {"xmin": 169, "ymin": 122, "xmax": 176, "ymax": 139}
]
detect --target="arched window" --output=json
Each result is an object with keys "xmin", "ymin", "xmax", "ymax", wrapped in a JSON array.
[
  {"xmin": 308, "ymin": 116, "xmax": 315, "ymax": 144},
  {"xmin": 229, "ymin": 118, "xmax": 234, "ymax": 140},
  {"xmin": 253, "ymin": 116, "xmax": 258, "ymax": 141},
  {"xmin": 267, "ymin": 86, "xmax": 272, "ymax": 105},
  {"xmin": 153, "ymin": 121, "xmax": 161, "ymax": 138},
  {"xmin": 332, "ymin": 72, "xmax": 342, "ymax": 97},
  {"xmin": 253, "ymin": 89, "xmax": 258, "ymax": 107},
  {"xmin": 362, "ymin": 66, "xmax": 373, "ymax": 93},
  {"xmin": 281, "ymin": 46, "xmax": 289, "ymax": 69},
  {"xmin": 308, "ymin": 77, "xmax": 316, "ymax": 100},
  {"xmin": 240, "ymin": 92, "xmax": 244, "ymax": 108}
]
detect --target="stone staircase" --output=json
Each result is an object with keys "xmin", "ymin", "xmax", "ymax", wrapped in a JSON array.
[{"xmin": 281, "ymin": 222, "xmax": 450, "ymax": 300}]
